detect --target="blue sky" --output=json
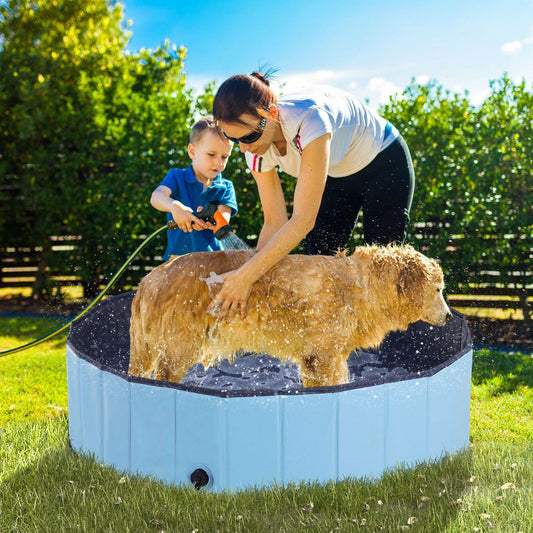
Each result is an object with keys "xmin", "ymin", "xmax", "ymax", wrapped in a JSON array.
[{"xmin": 122, "ymin": 0, "xmax": 533, "ymax": 108}]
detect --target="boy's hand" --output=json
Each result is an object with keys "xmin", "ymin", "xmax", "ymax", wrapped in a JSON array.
[
  {"xmin": 170, "ymin": 205, "xmax": 208, "ymax": 232},
  {"xmin": 193, "ymin": 205, "xmax": 213, "ymax": 230}
]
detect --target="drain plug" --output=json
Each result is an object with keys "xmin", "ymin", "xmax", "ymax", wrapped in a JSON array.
[{"xmin": 190, "ymin": 468, "xmax": 210, "ymax": 490}]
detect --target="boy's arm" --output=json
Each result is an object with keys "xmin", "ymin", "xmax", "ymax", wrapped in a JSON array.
[{"xmin": 150, "ymin": 185, "xmax": 208, "ymax": 232}]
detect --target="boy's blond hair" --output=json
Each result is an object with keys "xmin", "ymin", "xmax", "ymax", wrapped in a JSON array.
[{"xmin": 190, "ymin": 115, "xmax": 229, "ymax": 144}]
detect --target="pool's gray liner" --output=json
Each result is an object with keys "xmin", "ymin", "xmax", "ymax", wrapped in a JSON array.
[
  {"xmin": 67, "ymin": 291, "xmax": 472, "ymax": 396},
  {"xmin": 66, "ymin": 291, "xmax": 473, "ymax": 491}
]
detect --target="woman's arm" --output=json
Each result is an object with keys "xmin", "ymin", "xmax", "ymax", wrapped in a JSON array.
[
  {"xmin": 210, "ymin": 133, "xmax": 331, "ymax": 317},
  {"xmin": 252, "ymin": 168, "xmax": 289, "ymax": 249}
]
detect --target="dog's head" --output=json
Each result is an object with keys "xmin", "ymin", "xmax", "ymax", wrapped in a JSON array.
[{"xmin": 397, "ymin": 246, "xmax": 452, "ymax": 326}]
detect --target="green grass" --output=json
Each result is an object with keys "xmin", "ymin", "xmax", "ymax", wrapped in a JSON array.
[
  {"xmin": 470, "ymin": 351, "xmax": 533, "ymax": 444},
  {"xmin": 0, "ymin": 316, "xmax": 68, "ymax": 426},
  {"xmin": 1, "ymin": 316, "xmax": 532, "ymax": 532}
]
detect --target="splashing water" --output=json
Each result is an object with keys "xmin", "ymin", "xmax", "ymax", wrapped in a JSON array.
[
  {"xmin": 200, "ymin": 270, "xmax": 223, "ymax": 295},
  {"xmin": 222, "ymin": 232, "xmax": 249, "ymax": 250},
  {"xmin": 199, "ymin": 271, "xmax": 225, "ymax": 316},
  {"xmin": 200, "ymin": 271, "xmax": 224, "ymax": 290}
]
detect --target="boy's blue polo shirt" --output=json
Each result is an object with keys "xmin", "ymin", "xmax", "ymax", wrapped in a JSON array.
[{"xmin": 160, "ymin": 164, "xmax": 238, "ymax": 260}]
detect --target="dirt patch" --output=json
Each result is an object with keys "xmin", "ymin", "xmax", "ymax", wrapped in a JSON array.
[{"xmin": 0, "ymin": 294, "xmax": 531, "ymax": 352}]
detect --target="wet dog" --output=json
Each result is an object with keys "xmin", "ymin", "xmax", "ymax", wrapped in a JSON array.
[{"xmin": 129, "ymin": 245, "xmax": 452, "ymax": 388}]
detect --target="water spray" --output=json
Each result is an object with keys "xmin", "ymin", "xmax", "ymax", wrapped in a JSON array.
[{"xmin": 185, "ymin": 201, "xmax": 248, "ymax": 250}]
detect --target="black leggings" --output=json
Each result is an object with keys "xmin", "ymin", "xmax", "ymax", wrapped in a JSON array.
[{"xmin": 304, "ymin": 136, "xmax": 415, "ymax": 255}]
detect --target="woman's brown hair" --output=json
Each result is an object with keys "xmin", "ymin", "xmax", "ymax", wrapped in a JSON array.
[{"xmin": 212, "ymin": 71, "xmax": 277, "ymax": 127}]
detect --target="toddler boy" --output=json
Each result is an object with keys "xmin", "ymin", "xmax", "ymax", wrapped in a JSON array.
[{"xmin": 150, "ymin": 115, "xmax": 237, "ymax": 260}]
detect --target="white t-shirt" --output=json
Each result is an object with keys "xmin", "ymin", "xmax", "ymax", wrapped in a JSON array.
[{"xmin": 245, "ymin": 85, "xmax": 399, "ymax": 178}]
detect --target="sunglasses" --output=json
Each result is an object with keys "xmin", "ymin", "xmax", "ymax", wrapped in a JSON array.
[{"xmin": 223, "ymin": 117, "xmax": 267, "ymax": 144}]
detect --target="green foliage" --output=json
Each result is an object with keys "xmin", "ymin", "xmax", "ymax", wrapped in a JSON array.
[
  {"xmin": 473, "ymin": 78, "xmax": 532, "ymax": 283},
  {"xmin": 0, "ymin": 1, "xmax": 530, "ymax": 314},
  {"xmin": 0, "ymin": 0, "xmax": 131, "ymax": 241}
]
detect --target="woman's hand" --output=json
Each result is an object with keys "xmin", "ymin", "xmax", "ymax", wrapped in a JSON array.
[{"xmin": 207, "ymin": 268, "xmax": 254, "ymax": 320}]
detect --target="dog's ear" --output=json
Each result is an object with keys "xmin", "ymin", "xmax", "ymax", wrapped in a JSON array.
[
  {"xmin": 348, "ymin": 256, "xmax": 370, "ymax": 289},
  {"xmin": 397, "ymin": 262, "xmax": 425, "ymax": 301},
  {"xmin": 353, "ymin": 269, "xmax": 368, "ymax": 289}
]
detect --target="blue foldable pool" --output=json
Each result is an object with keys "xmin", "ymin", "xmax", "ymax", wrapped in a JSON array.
[{"xmin": 66, "ymin": 292, "xmax": 472, "ymax": 491}]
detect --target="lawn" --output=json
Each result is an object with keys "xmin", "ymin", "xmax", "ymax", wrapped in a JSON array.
[{"xmin": 0, "ymin": 315, "xmax": 531, "ymax": 532}]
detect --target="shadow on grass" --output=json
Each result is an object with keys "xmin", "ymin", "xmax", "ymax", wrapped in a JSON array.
[
  {"xmin": 1, "ymin": 416, "xmax": 479, "ymax": 533},
  {"xmin": 0, "ymin": 316, "xmax": 69, "ymax": 349},
  {"xmin": 472, "ymin": 349, "xmax": 533, "ymax": 393},
  {"xmin": 3, "ymin": 449, "xmax": 475, "ymax": 533}
]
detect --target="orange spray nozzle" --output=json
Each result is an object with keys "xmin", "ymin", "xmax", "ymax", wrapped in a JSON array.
[{"xmin": 196, "ymin": 202, "xmax": 234, "ymax": 240}]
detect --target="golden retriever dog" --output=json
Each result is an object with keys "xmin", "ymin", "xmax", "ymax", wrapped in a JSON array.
[{"xmin": 129, "ymin": 245, "xmax": 452, "ymax": 388}]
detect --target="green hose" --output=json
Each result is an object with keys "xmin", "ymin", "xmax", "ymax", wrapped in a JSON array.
[{"xmin": 0, "ymin": 225, "xmax": 168, "ymax": 357}]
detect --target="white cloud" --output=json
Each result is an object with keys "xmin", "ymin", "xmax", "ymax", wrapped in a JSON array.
[
  {"xmin": 272, "ymin": 69, "xmax": 401, "ymax": 108},
  {"xmin": 468, "ymin": 88, "xmax": 491, "ymax": 106},
  {"xmin": 501, "ymin": 40, "xmax": 524, "ymax": 54},
  {"xmin": 415, "ymin": 74, "xmax": 430, "ymax": 85},
  {"xmin": 501, "ymin": 32, "xmax": 533, "ymax": 54},
  {"xmin": 449, "ymin": 84, "xmax": 489, "ymax": 106},
  {"xmin": 186, "ymin": 73, "xmax": 217, "ymax": 95},
  {"xmin": 367, "ymin": 77, "xmax": 402, "ymax": 104},
  {"xmin": 274, "ymin": 69, "xmax": 370, "ymax": 94}
]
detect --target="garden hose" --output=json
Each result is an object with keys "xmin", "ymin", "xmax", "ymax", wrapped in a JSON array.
[{"xmin": 0, "ymin": 224, "xmax": 169, "ymax": 357}]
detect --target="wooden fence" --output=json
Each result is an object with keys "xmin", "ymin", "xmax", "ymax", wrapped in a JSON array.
[
  {"xmin": 0, "ymin": 234, "xmax": 159, "ymax": 293},
  {"xmin": 409, "ymin": 223, "xmax": 531, "ymax": 318},
  {"xmin": 1, "ymin": 231, "xmax": 531, "ymax": 319}
]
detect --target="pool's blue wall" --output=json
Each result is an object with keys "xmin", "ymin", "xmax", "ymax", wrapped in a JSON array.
[{"xmin": 67, "ymin": 347, "xmax": 472, "ymax": 491}]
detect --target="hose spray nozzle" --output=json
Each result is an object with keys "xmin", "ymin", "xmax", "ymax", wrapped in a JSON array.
[
  {"xmin": 167, "ymin": 201, "xmax": 233, "ymax": 240},
  {"xmin": 196, "ymin": 202, "xmax": 234, "ymax": 240}
]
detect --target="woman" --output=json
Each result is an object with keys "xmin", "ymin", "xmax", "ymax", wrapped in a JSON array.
[{"xmin": 210, "ymin": 71, "xmax": 415, "ymax": 318}]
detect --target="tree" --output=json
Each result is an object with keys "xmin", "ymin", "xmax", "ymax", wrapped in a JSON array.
[
  {"xmin": 471, "ymin": 76, "xmax": 532, "ymax": 323},
  {"xmin": 0, "ymin": 0, "xmax": 192, "ymax": 297},
  {"xmin": 380, "ymin": 76, "xmax": 532, "ymax": 321}
]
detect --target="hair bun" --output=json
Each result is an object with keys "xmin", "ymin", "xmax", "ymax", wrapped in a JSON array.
[{"xmin": 250, "ymin": 71, "xmax": 270, "ymax": 87}]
